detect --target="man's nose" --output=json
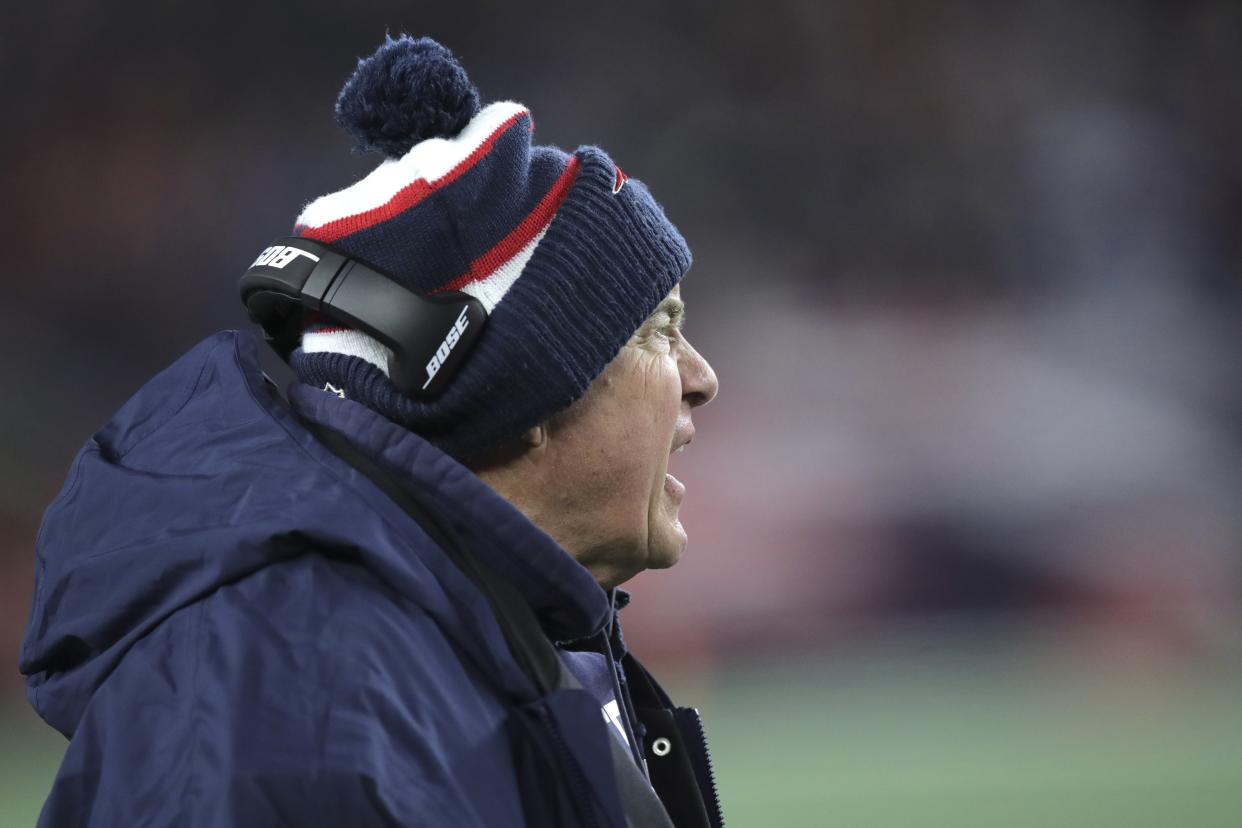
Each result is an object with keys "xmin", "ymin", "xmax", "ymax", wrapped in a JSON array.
[{"xmin": 680, "ymin": 337, "xmax": 719, "ymax": 408}]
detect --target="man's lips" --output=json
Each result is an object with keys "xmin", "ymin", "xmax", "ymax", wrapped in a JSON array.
[
  {"xmin": 666, "ymin": 423, "xmax": 693, "ymax": 502},
  {"xmin": 664, "ymin": 473, "xmax": 685, "ymax": 501}
]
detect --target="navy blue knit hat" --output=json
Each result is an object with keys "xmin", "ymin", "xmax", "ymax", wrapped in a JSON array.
[{"xmin": 288, "ymin": 35, "xmax": 691, "ymax": 463}]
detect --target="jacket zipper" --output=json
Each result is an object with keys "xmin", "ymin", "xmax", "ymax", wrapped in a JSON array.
[{"xmin": 679, "ymin": 709, "xmax": 725, "ymax": 828}]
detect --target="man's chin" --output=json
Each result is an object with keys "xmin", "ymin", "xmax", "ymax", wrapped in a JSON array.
[{"xmin": 647, "ymin": 521, "xmax": 688, "ymax": 570}]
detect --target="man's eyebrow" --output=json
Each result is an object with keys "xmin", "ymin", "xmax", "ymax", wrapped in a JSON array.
[{"xmin": 649, "ymin": 296, "xmax": 686, "ymax": 327}]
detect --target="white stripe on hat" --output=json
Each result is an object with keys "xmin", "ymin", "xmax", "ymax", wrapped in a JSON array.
[
  {"xmin": 460, "ymin": 223, "xmax": 550, "ymax": 313},
  {"xmin": 301, "ymin": 327, "xmax": 392, "ymax": 375},
  {"xmin": 295, "ymin": 101, "xmax": 528, "ymax": 230}
]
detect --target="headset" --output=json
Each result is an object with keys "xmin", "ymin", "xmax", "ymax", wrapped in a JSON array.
[{"xmin": 239, "ymin": 237, "xmax": 486, "ymax": 400}]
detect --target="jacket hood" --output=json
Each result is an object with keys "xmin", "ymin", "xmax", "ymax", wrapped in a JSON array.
[{"xmin": 20, "ymin": 329, "xmax": 610, "ymax": 737}]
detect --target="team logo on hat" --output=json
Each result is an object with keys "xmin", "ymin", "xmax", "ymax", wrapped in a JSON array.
[{"xmin": 612, "ymin": 165, "xmax": 628, "ymax": 195}]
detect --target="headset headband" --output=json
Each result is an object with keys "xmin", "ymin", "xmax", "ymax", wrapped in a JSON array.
[{"xmin": 239, "ymin": 237, "xmax": 486, "ymax": 400}]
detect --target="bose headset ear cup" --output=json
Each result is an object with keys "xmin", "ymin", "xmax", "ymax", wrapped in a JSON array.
[{"xmin": 239, "ymin": 237, "xmax": 487, "ymax": 401}]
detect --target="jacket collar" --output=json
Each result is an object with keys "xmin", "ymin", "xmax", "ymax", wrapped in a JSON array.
[{"xmin": 286, "ymin": 382, "xmax": 612, "ymax": 643}]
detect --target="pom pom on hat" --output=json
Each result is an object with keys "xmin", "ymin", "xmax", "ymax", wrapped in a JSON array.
[{"xmin": 335, "ymin": 34, "xmax": 481, "ymax": 158}]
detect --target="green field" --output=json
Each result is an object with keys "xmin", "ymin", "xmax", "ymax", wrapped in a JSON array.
[
  {"xmin": 694, "ymin": 651, "xmax": 1242, "ymax": 827},
  {"xmin": 4, "ymin": 644, "xmax": 1240, "ymax": 826}
]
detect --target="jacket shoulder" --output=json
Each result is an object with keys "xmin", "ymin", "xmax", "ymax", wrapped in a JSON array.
[{"xmin": 44, "ymin": 552, "xmax": 524, "ymax": 827}]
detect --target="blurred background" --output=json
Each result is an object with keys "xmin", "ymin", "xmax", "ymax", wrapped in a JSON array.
[{"xmin": 2, "ymin": 1, "xmax": 1240, "ymax": 825}]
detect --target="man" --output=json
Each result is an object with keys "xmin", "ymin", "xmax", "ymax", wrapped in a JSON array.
[{"xmin": 20, "ymin": 35, "xmax": 722, "ymax": 827}]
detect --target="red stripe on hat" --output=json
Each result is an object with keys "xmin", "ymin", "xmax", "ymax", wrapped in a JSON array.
[
  {"xmin": 299, "ymin": 110, "xmax": 530, "ymax": 245},
  {"xmin": 436, "ymin": 156, "xmax": 581, "ymax": 294}
]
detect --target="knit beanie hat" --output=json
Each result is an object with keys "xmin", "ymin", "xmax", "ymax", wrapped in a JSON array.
[{"xmin": 285, "ymin": 35, "xmax": 692, "ymax": 463}]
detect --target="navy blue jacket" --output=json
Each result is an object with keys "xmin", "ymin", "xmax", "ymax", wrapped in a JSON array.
[{"xmin": 20, "ymin": 329, "xmax": 722, "ymax": 827}]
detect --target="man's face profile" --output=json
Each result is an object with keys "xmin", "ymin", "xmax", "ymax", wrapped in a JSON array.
[{"xmin": 532, "ymin": 284, "xmax": 719, "ymax": 587}]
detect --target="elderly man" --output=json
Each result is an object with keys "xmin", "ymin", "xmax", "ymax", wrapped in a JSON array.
[{"xmin": 20, "ymin": 35, "xmax": 721, "ymax": 828}]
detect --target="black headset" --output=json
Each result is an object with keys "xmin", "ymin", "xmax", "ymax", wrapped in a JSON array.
[{"xmin": 239, "ymin": 237, "xmax": 486, "ymax": 400}]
